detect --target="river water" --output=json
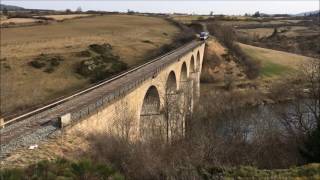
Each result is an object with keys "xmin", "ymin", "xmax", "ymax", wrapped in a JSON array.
[{"xmin": 211, "ymin": 100, "xmax": 317, "ymax": 142}]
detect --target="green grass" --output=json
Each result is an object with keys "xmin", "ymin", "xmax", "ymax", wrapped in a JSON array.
[
  {"xmin": 238, "ymin": 43, "xmax": 304, "ymax": 78},
  {"xmin": 260, "ymin": 61, "xmax": 292, "ymax": 77},
  {"xmin": 1, "ymin": 156, "xmax": 319, "ymax": 179},
  {"xmin": 0, "ymin": 158, "xmax": 124, "ymax": 180},
  {"xmin": 200, "ymin": 163, "xmax": 320, "ymax": 179}
]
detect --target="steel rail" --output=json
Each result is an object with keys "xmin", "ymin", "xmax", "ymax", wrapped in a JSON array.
[{"xmin": 1, "ymin": 40, "xmax": 202, "ymax": 128}]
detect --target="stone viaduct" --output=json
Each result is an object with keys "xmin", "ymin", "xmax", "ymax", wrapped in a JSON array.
[
  {"xmin": 72, "ymin": 41, "xmax": 205, "ymax": 141},
  {"xmin": 0, "ymin": 41, "xmax": 205, "ymax": 149}
]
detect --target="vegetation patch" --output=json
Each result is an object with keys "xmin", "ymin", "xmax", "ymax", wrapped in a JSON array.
[
  {"xmin": 260, "ymin": 61, "xmax": 292, "ymax": 77},
  {"xmin": 0, "ymin": 158, "xmax": 124, "ymax": 180},
  {"xmin": 207, "ymin": 22, "xmax": 261, "ymax": 79},
  {"xmin": 204, "ymin": 163, "xmax": 320, "ymax": 179},
  {"xmin": 88, "ymin": 43, "xmax": 113, "ymax": 55},
  {"xmin": 76, "ymin": 50, "xmax": 92, "ymax": 57},
  {"xmin": 238, "ymin": 43, "xmax": 309, "ymax": 78},
  {"xmin": 77, "ymin": 43, "xmax": 128, "ymax": 82},
  {"xmin": 141, "ymin": 40, "xmax": 154, "ymax": 44},
  {"xmin": 29, "ymin": 54, "xmax": 63, "ymax": 73},
  {"xmin": 146, "ymin": 19, "xmax": 196, "ymax": 59}
]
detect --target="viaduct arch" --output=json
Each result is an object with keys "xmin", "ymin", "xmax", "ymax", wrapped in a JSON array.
[{"xmin": 72, "ymin": 44, "xmax": 205, "ymax": 141}]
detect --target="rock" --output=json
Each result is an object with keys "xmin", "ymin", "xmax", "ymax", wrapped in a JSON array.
[{"xmin": 28, "ymin": 144, "xmax": 38, "ymax": 150}]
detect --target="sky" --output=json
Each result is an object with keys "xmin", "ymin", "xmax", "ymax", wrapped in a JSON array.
[{"xmin": 2, "ymin": 1, "xmax": 319, "ymax": 15}]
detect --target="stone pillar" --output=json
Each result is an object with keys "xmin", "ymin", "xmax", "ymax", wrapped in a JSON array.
[
  {"xmin": 166, "ymin": 92, "xmax": 180, "ymax": 142},
  {"xmin": 140, "ymin": 113, "xmax": 166, "ymax": 141},
  {"xmin": 178, "ymin": 79, "xmax": 193, "ymax": 137},
  {"xmin": 190, "ymin": 71, "xmax": 201, "ymax": 105}
]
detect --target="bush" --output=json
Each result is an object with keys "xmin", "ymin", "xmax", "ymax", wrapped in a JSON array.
[
  {"xmin": 141, "ymin": 40, "xmax": 153, "ymax": 44},
  {"xmin": 29, "ymin": 60, "xmax": 46, "ymax": 69},
  {"xmin": 44, "ymin": 67, "xmax": 55, "ymax": 73},
  {"xmin": 300, "ymin": 122, "xmax": 320, "ymax": 163},
  {"xmin": 77, "ymin": 43, "xmax": 128, "ymax": 82},
  {"xmin": 89, "ymin": 43, "xmax": 112, "ymax": 55},
  {"xmin": 77, "ymin": 50, "xmax": 92, "ymax": 57},
  {"xmin": 29, "ymin": 54, "xmax": 64, "ymax": 73},
  {"xmin": 0, "ymin": 158, "xmax": 124, "ymax": 180},
  {"xmin": 187, "ymin": 22, "xmax": 204, "ymax": 33},
  {"xmin": 146, "ymin": 20, "xmax": 196, "ymax": 59},
  {"xmin": 7, "ymin": 13, "xmax": 33, "ymax": 19},
  {"xmin": 111, "ymin": 61, "xmax": 128, "ymax": 73}
]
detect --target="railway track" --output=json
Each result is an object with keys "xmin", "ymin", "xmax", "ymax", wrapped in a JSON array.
[{"xmin": 0, "ymin": 40, "xmax": 203, "ymax": 158}]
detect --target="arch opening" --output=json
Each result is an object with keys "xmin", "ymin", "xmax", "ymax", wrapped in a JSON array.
[
  {"xmin": 166, "ymin": 71, "xmax": 178, "ymax": 94},
  {"xmin": 140, "ymin": 86, "xmax": 166, "ymax": 141},
  {"xmin": 180, "ymin": 62, "xmax": 188, "ymax": 82},
  {"xmin": 196, "ymin": 51, "xmax": 201, "ymax": 71},
  {"xmin": 190, "ymin": 55, "xmax": 196, "ymax": 73},
  {"xmin": 141, "ymin": 86, "xmax": 161, "ymax": 116}
]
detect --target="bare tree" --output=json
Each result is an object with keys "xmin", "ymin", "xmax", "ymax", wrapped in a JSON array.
[
  {"xmin": 76, "ymin": 6, "xmax": 82, "ymax": 13},
  {"xmin": 65, "ymin": 9, "xmax": 72, "ymax": 14},
  {"xmin": 113, "ymin": 100, "xmax": 136, "ymax": 141}
]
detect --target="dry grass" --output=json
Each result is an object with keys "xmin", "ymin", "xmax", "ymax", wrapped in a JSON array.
[
  {"xmin": 282, "ymin": 26, "xmax": 317, "ymax": 37},
  {"xmin": 170, "ymin": 15, "xmax": 210, "ymax": 23},
  {"xmin": 2, "ymin": 133, "xmax": 90, "ymax": 169},
  {"xmin": 0, "ymin": 14, "xmax": 179, "ymax": 115},
  {"xmin": 41, "ymin": 14, "xmax": 94, "ymax": 21},
  {"xmin": 237, "ymin": 26, "xmax": 317, "ymax": 39},
  {"xmin": 237, "ymin": 28, "xmax": 274, "ymax": 38},
  {"xmin": 238, "ymin": 43, "xmax": 314, "ymax": 78},
  {"xmin": 201, "ymin": 38, "xmax": 247, "ymax": 90},
  {"xmin": 0, "ymin": 18, "xmax": 41, "ymax": 25},
  {"xmin": 239, "ymin": 43, "xmax": 313, "ymax": 69}
]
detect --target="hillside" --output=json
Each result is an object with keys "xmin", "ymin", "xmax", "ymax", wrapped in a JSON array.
[
  {"xmin": 295, "ymin": 10, "xmax": 320, "ymax": 16},
  {"xmin": 0, "ymin": 14, "xmax": 180, "ymax": 115},
  {"xmin": 239, "ymin": 43, "xmax": 314, "ymax": 77},
  {"xmin": 0, "ymin": 4, "xmax": 24, "ymax": 11}
]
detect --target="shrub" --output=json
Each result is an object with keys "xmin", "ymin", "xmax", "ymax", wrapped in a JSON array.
[
  {"xmin": 187, "ymin": 22, "xmax": 204, "ymax": 33},
  {"xmin": 111, "ymin": 61, "xmax": 128, "ymax": 73},
  {"xmin": 89, "ymin": 43, "xmax": 112, "ymax": 55},
  {"xmin": 7, "ymin": 13, "xmax": 33, "ymax": 19},
  {"xmin": 44, "ymin": 67, "xmax": 55, "ymax": 73},
  {"xmin": 77, "ymin": 50, "xmax": 92, "ymax": 57},
  {"xmin": 141, "ymin": 40, "xmax": 153, "ymax": 44},
  {"xmin": 29, "ymin": 54, "xmax": 63, "ymax": 73},
  {"xmin": 29, "ymin": 60, "xmax": 46, "ymax": 69},
  {"xmin": 300, "ymin": 123, "xmax": 320, "ymax": 163},
  {"xmin": 0, "ymin": 168, "xmax": 24, "ymax": 180},
  {"xmin": 0, "ymin": 158, "xmax": 124, "ymax": 180},
  {"xmin": 146, "ymin": 20, "xmax": 196, "ymax": 59},
  {"xmin": 77, "ymin": 43, "xmax": 128, "ymax": 82}
]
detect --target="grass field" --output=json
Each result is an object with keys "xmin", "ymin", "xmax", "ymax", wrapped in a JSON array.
[
  {"xmin": 171, "ymin": 15, "xmax": 211, "ymax": 23},
  {"xmin": 237, "ymin": 28, "xmax": 274, "ymax": 38},
  {"xmin": 0, "ymin": 18, "xmax": 42, "ymax": 25},
  {"xmin": 0, "ymin": 14, "xmax": 95, "ymax": 26},
  {"xmin": 239, "ymin": 43, "xmax": 313, "ymax": 77},
  {"xmin": 0, "ymin": 14, "xmax": 180, "ymax": 115},
  {"xmin": 41, "ymin": 14, "xmax": 94, "ymax": 21},
  {"xmin": 236, "ymin": 26, "xmax": 317, "ymax": 39}
]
